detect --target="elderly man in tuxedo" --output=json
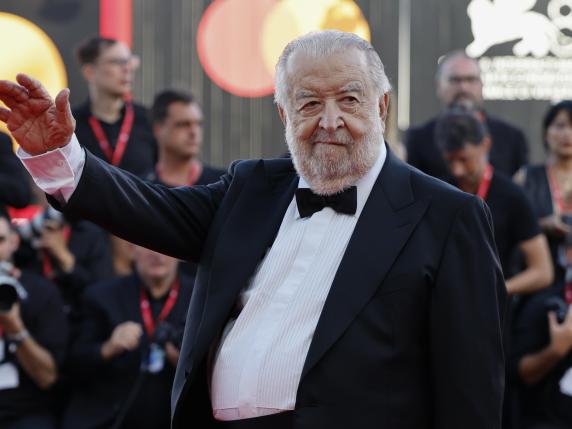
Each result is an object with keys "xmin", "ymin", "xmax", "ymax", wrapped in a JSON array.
[{"xmin": 0, "ymin": 31, "xmax": 505, "ymax": 429}]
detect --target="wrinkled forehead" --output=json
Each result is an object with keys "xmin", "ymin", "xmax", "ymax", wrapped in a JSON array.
[{"xmin": 286, "ymin": 48, "xmax": 371, "ymax": 94}]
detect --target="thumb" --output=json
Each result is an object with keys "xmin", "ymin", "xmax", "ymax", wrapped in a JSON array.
[
  {"xmin": 548, "ymin": 311, "xmax": 559, "ymax": 328},
  {"xmin": 55, "ymin": 88, "xmax": 75, "ymax": 131}
]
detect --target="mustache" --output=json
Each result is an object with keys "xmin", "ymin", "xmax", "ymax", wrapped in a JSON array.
[{"xmin": 310, "ymin": 129, "xmax": 354, "ymax": 145}]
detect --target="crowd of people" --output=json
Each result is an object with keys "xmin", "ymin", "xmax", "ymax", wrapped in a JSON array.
[{"xmin": 0, "ymin": 33, "xmax": 570, "ymax": 429}]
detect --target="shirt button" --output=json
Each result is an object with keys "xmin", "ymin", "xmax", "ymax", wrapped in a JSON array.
[{"xmin": 56, "ymin": 160, "xmax": 64, "ymax": 167}]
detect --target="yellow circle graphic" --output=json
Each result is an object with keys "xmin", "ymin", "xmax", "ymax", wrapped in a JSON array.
[{"xmin": 0, "ymin": 13, "xmax": 68, "ymax": 146}]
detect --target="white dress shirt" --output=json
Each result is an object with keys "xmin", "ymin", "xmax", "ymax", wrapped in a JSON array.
[{"xmin": 18, "ymin": 136, "xmax": 387, "ymax": 421}]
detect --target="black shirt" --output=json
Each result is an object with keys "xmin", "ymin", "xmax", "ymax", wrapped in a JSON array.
[
  {"xmin": 406, "ymin": 115, "xmax": 529, "ymax": 180},
  {"xmin": 73, "ymin": 101, "xmax": 157, "ymax": 177},
  {"xmin": 0, "ymin": 271, "xmax": 68, "ymax": 422},
  {"xmin": 466, "ymin": 171, "xmax": 540, "ymax": 275}
]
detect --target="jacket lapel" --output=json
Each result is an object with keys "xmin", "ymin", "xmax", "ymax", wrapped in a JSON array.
[
  {"xmin": 301, "ymin": 151, "xmax": 430, "ymax": 380},
  {"xmin": 191, "ymin": 160, "xmax": 298, "ymax": 360}
]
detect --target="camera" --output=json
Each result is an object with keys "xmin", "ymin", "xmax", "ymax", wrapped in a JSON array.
[
  {"xmin": 0, "ymin": 262, "xmax": 28, "ymax": 312},
  {"xmin": 545, "ymin": 296, "xmax": 568, "ymax": 324},
  {"xmin": 12, "ymin": 206, "xmax": 64, "ymax": 248},
  {"xmin": 152, "ymin": 322, "xmax": 184, "ymax": 349}
]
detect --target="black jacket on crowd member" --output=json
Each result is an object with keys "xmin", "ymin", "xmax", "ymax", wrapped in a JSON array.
[
  {"xmin": 62, "ymin": 272, "xmax": 193, "ymax": 429},
  {"xmin": 50, "ymin": 146, "xmax": 506, "ymax": 429},
  {"xmin": 406, "ymin": 115, "xmax": 528, "ymax": 180},
  {"xmin": 14, "ymin": 219, "xmax": 113, "ymax": 328},
  {"xmin": 512, "ymin": 285, "xmax": 572, "ymax": 429},
  {"xmin": 0, "ymin": 131, "xmax": 31, "ymax": 210},
  {"xmin": 0, "ymin": 271, "xmax": 68, "ymax": 425},
  {"xmin": 519, "ymin": 165, "xmax": 567, "ymax": 288},
  {"xmin": 73, "ymin": 101, "xmax": 157, "ymax": 177}
]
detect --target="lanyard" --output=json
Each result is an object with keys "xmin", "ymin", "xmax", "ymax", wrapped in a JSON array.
[
  {"xmin": 88, "ymin": 102, "xmax": 135, "ymax": 167},
  {"xmin": 476, "ymin": 164, "xmax": 494, "ymax": 201},
  {"xmin": 547, "ymin": 165, "xmax": 572, "ymax": 214},
  {"xmin": 139, "ymin": 279, "xmax": 180, "ymax": 337},
  {"xmin": 42, "ymin": 226, "xmax": 72, "ymax": 280},
  {"xmin": 156, "ymin": 160, "xmax": 202, "ymax": 187}
]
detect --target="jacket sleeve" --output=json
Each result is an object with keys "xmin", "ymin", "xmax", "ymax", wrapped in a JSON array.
[
  {"xmin": 430, "ymin": 196, "xmax": 506, "ymax": 429},
  {"xmin": 48, "ymin": 150, "xmax": 232, "ymax": 262}
]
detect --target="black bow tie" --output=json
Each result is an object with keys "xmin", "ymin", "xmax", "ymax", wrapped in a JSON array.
[{"xmin": 295, "ymin": 186, "xmax": 357, "ymax": 218}]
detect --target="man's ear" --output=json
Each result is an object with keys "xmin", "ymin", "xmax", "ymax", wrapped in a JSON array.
[
  {"xmin": 81, "ymin": 64, "xmax": 95, "ymax": 82},
  {"xmin": 379, "ymin": 93, "xmax": 390, "ymax": 123},
  {"xmin": 278, "ymin": 106, "xmax": 287, "ymax": 126}
]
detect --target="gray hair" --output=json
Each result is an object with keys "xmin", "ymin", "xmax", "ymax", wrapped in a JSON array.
[{"xmin": 274, "ymin": 30, "xmax": 391, "ymax": 108}]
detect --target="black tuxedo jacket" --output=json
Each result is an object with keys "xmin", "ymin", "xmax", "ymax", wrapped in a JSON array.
[
  {"xmin": 52, "ymin": 146, "xmax": 506, "ymax": 429},
  {"xmin": 406, "ymin": 114, "xmax": 528, "ymax": 180}
]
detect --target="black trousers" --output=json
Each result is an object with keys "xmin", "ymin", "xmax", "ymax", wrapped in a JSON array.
[{"xmin": 215, "ymin": 412, "xmax": 294, "ymax": 429}]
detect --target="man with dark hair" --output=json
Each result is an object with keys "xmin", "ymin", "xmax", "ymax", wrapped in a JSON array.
[
  {"xmin": 73, "ymin": 36, "xmax": 156, "ymax": 177},
  {"xmin": 2, "ymin": 31, "xmax": 506, "ymax": 429},
  {"xmin": 145, "ymin": 90, "xmax": 224, "ymax": 187},
  {"xmin": 0, "ymin": 210, "xmax": 68, "ymax": 429},
  {"xmin": 435, "ymin": 107, "xmax": 551, "ymax": 295},
  {"xmin": 406, "ymin": 50, "xmax": 528, "ymax": 180},
  {"xmin": 73, "ymin": 35, "xmax": 156, "ymax": 276}
]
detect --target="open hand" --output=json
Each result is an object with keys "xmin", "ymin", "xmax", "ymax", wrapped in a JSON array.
[{"xmin": 0, "ymin": 74, "xmax": 74, "ymax": 155}]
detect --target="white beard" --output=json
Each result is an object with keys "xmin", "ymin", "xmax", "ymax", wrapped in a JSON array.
[{"xmin": 286, "ymin": 119, "xmax": 383, "ymax": 195}]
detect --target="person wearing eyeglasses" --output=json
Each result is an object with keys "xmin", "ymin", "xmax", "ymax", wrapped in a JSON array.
[
  {"xmin": 405, "ymin": 50, "xmax": 529, "ymax": 181},
  {"xmin": 72, "ymin": 36, "xmax": 157, "ymax": 277}
]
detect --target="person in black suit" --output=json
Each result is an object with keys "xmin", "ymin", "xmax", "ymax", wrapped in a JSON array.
[
  {"xmin": 0, "ymin": 30, "xmax": 505, "ymax": 429},
  {"xmin": 0, "ymin": 131, "xmax": 31, "ymax": 211},
  {"xmin": 62, "ymin": 245, "xmax": 193, "ymax": 429},
  {"xmin": 405, "ymin": 50, "xmax": 528, "ymax": 180}
]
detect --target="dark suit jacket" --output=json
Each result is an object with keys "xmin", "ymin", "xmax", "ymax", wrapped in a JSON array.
[
  {"xmin": 62, "ymin": 273, "xmax": 193, "ymax": 429},
  {"xmin": 52, "ymin": 147, "xmax": 506, "ymax": 429},
  {"xmin": 405, "ymin": 114, "xmax": 529, "ymax": 180},
  {"xmin": 0, "ymin": 131, "xmax": 31, "ymax": 209}
]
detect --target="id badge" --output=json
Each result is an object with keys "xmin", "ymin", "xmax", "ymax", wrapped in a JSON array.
[{"xmin": 147, "ymin": 343, "xmax": 165, "ymax": 374}]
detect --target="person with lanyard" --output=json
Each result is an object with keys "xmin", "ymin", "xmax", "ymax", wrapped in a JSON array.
[
  {"xmin": 509, "ymin": 100, "xmax": 572, "ymax": 429},
  {"xmin": 73, "ymin": 36, "xmax": 156, "ymax": 277},
  {"xmin": 144, "ymin": 89, "xmax": 225, "ymax": 188},
  {"xmin": 61, "ymin": 245, "xmax": 193, "ymax": 429},
  {"xmin": 435, "ymin": 106, "xmax": 553, "ymax": 429}
]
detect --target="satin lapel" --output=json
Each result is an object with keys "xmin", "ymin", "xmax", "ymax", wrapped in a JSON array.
[
  {"xmin": 192, "ymin": 160, "xmax": 298, "ymax": 357},
  {"xmin": 301, "ymin": 152, "xmax": 430, "ymax": 380}
]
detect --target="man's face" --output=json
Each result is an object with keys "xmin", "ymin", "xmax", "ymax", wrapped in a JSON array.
[
  {"xmin": 133, "ymin": 246, "xmax": 178, "ymax": 284},
  {"xmin": 154, "ymin": 102, "xmax": 204, "ymax": 160},
  {"xmin": 280, "ymin": 48, "xmax": 388, "ymax": 195},
  {"xmin": 0, "ymin": 219, "xmax": 18, "ymax": 263},
  {"xmin": 84, "ymin": 42, "xmax": 138, "ymax": 97},
  {"xmin": 443, "ymin": 141, "xmax": 488, "ymax": 190},
  {"xmin": 437, "ymin": 56, "xmax": 483, "ymax": 108}
]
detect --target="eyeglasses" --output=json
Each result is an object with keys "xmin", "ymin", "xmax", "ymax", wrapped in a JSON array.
[
  {"xmin": 98, "ymin": 55, "xmax": 140, "ymax": 68},
  {"xmin": 447, "ymin": 75, "xmax": 481, "ymax": 85}
]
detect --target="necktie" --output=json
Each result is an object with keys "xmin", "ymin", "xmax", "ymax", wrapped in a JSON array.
[{"xmin": 295, "ymin": 186, "xmax": 357, "ymax": 218}]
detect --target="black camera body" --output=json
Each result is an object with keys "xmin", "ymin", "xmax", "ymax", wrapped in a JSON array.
[
  {"xmin": 153, "ymin": 322, "xmax": 184, "ymax": 349},
  {"xmin": 13, "ymin": 206, "xmax": 64, "ymax": 248},
  {"xmin": 545, "ymin": 296, "xmax": 568, "ymax": 324},
  {"xmin": 0, "ymin": 262, "xmax": 27, "ymax": 312}
]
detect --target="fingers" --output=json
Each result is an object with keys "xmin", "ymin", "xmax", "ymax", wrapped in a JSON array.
[
  {"xmin": 0, "ymin": 106, "xmax": 10, "ymax": 123},
  {"xmin": 16, "ymin": 73, "xmax": 52, "ymax": 101},
  {"xmin": 55, "ymin": 88, "xmax": 75, "ymax": 130},
  {"xmin": 0, "ymin": 81, "xmax": 29, "ymax": 108}
]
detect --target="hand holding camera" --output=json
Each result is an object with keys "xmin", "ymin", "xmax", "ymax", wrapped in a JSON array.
[
  {"xmin": 547, "ymin": 299, "xmax": 572, "ymax": 358},
  {"xmin": 101, "ymin": 321, "xmax": 143, "ymax": 361}
]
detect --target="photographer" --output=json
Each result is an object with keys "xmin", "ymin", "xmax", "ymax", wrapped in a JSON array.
[
  {"xmin": 62, "ymin": 245, "xmax": 193, "ymax": 429},
  {"xmin": 11, "ymin": 194, "xmax": 113, "ymax": 332},
  {"xmin": 0, "ymin": 131, "xmax": 31, "ymax": 210},
  {"xmin": 0, "ymin": 209, "xmax": 68, "ymax": 429}
]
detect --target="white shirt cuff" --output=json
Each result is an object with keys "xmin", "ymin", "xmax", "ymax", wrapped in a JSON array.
[{"xmin": 17, "ymin": 134, "xmax": 86, "ymax": 203}]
